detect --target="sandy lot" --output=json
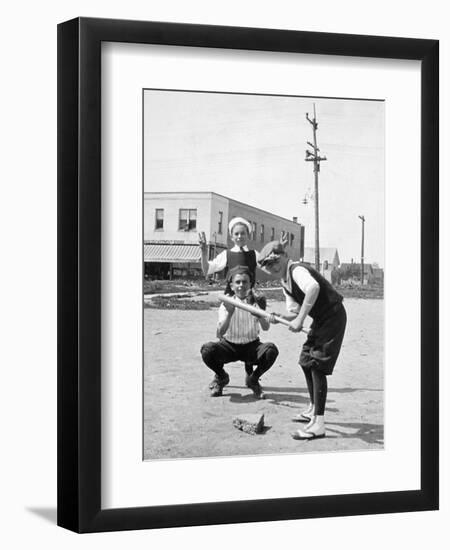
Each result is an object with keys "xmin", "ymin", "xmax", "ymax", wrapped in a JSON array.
[{"xmin": 144, "ymin": 297, "xmax": 384, "ymax": 460}]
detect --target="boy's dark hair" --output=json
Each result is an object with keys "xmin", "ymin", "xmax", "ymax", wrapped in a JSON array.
[
  {"xmin": 227, "ymin": 265, "xmax": 253, "ymax": 284},
  {"xmin": 226, "ymin": 265, "xmax": 266, "ymax": 309}
]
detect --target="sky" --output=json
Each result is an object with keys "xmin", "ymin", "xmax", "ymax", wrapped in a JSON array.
[{"xmin": 144, "ymin": 90, "xmax": 385, "ymax": 266}]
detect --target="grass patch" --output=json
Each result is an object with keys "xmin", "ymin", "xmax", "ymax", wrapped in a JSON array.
[
  {"xmin": 339, "ymin": 286, "xmax": 384, "ymax": 299},
  {"xmin": 144, "ymin": 279, "xmax": 222, "ymax": 295},
  {"xmin": 145, "ymin": 297, "xmax": 216, "ymax": 310}
]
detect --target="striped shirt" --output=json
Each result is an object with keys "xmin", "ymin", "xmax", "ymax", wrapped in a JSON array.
[{"xmin": 218, "ymin": 297, "xmax": 260, "ymax": 344}]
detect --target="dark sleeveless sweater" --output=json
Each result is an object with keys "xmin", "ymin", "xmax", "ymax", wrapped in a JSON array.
[
  {"xmin": 282, "ymin": 261, "xmax": 343, "ymax": 321},
  {"xmin": 226, "ymin": 249, "xmax": 257, "ymax": 285}
]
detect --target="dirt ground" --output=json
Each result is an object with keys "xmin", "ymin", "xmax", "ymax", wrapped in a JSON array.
[{"xmin": 143, "ymin": 296, "xmax": 384, "ymax": 460}]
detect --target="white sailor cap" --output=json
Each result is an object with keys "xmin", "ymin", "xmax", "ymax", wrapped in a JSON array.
[{"xmin": 228, "ymin": 217, "xmax": 252, "ymax": 236}]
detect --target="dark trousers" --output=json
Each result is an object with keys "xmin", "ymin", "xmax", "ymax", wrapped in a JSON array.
[
  {"xmin": 201, "ymin": 338, "xmax": 278, "ymax": 379},
  {"xmin": 300, "ymin": 304, "xmax": 347, "ymax": 375}
]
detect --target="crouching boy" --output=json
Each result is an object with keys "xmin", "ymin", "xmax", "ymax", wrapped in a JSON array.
[
  {"xmin": 200, "ymin": 265, "xmax": 278, "ymax": 399},
  {"xmin": 258, "ymin": 241, "xmax": 347, "ymax": 440}
]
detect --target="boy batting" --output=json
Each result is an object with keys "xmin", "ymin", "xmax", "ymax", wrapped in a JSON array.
[{"xmin": 258, "ymin": 241, "xmax": 347, "ymax": 440}]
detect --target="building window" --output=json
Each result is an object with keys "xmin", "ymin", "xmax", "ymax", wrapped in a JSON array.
[
  {"xmin": 252, "ymin": 222, "xmax": 257, "ymax": 240},
  {"xmin": 290, "ymin": 233, "xmax": 295, "ymax": 246},
  {"xmin": 218, "ymin": 211, "xmax": 223, "ymax": 234},
  {"xmin": 260, "ymin": 224, "xmax": 264, "ymax": 243},
  {"xmin": 271, "ymin": 227, "xmax": 275, "ymax": 241},
  {"xmin": 179, "ymin": 209, "xmax": 197, "ymax": 231},
  {"xmin": 155, "ymin": 209, "xmax": 164, "ymax": 230}
]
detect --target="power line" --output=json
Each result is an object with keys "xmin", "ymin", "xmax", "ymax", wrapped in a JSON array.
[
  {"xmin": 358, "ymin": 215, "xmax": 365, "ymax": 285},
  {"xmin": 305, "ymin": 104, "xmax": 327, "ymax": 271}
]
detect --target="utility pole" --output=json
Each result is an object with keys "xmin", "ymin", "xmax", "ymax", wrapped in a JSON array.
[
  {"xmin": 358, "ymin": 215, "xmax": 365, "ymax": 285},
  {"xmin": 305, "ymin": 104, "xmax": 327, "ymax": 272}
]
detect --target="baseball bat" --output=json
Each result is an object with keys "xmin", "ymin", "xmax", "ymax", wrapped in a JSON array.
[{"xmin": 218, "ymin": 294, "xmax": 309, "ymax": 333}]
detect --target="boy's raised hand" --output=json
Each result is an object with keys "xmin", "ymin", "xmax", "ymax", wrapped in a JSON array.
[
  {"xmin": 198, "ymin": 231, "xmax": 207, "ymax": 251},
  {"xmin": 223, "ymin": 300, "xmax": 235, "ymax": 315}
]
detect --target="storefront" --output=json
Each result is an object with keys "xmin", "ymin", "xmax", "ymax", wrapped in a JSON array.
[{"xmin": 144, "ymin": 243, "xmax": 204, "ymax": 280}]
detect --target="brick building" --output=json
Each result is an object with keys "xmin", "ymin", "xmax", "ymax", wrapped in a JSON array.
[{"xmin": 144, "ymin": 191, "xmax": 304, "ymax": 280}]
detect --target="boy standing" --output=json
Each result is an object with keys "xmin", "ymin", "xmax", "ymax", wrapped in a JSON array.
[
  {"xmin": 199, "ymin": 216, "xmax": 288, "ymax": 286},
  {"xmin": 199, "ymin": 217, "xmax": 258, "ymax": 283},
  {"xmin": 200, "ymin": 265, "xmax": 278, "ymax": 399},
  {"xmin": 258, "ymin": 241, "xmax": 347, "ymax": 440}
]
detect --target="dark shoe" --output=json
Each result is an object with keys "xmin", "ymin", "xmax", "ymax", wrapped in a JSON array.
[
  {"xmin": 208, "ymin": 370, "xmax": 229, "ymax": 389},
  {"xmin": 246, "ymin": 374, "xmax": 265, "ymax": 399},
  {"xmin": 209, "ymin": 370, "xmax": 229, "ymax": 397},
  {"xmin": 210, "ymin": 379, "xmax": 223, "ymax": 397}
]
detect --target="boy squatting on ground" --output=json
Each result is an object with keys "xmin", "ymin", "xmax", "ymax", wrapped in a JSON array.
[
  {"xmin": 200, "ymin": 265, "xmax": 279, "ymax": 399},
  {"xmin": 199, "ymin": 216, "xmax": 286, "ymax": 377},
  {"xmin": 258, "ymin": 241, "xmax": 347, "ymax": 440}
]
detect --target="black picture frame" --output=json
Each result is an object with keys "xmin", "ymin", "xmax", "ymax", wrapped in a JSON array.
[{"xmin": 57, "ymin": 17, "xmax": 439, "ymax": 533}]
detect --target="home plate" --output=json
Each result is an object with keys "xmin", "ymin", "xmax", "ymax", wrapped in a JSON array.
[{"xmin": 232, "ymin": 413, "xmax": 265, "ymax": 435}]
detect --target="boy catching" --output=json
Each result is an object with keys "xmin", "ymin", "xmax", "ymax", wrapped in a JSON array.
[
  {"xmin": 258, "ymin": 241, "xmax": 347, "ymax": 440},
  {"xmin": 200, "ymin": 265, "xmax": 278, "ymax": 399},
  {"xmin": 199, "ymin": 216, "xmax": 286, "ymax": 376}
]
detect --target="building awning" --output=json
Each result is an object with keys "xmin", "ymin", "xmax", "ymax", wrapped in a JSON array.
[{"xmin": 144, "ymin": 244, "xmax": 201, "ymax": 263}]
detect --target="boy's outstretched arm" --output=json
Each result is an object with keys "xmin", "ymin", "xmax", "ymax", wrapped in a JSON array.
[
  {"xmin": 270, "ymin": 311, "xmax": 297, "ymax": 323},
  {"xmin": 198, "ymin": 232, "xmax": 210, "ymax": 277},
  {"xmin": 289, "ymin": 282, "xmax": 320, "ymax": 332}
]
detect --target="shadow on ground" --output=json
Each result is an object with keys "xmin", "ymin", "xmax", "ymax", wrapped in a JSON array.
[
  {"xmin": 325, "ymin": 421, "xmax": 384, "ymax": 445},
  {"xmin": 328, "ymin": 387, "xmax": 383, "ymax": 393},
  {"xmin": 224, "ymin": 385, "xmax": 381, "ymax": 413}
]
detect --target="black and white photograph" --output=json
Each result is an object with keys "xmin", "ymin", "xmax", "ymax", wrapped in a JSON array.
[
  {"xmin": 1, "ymin": 0, "xmax": 444, "ymax": 544},
  {"xmin": 143, "ymin": 89, "xmax": 385, "ymax": 460}
]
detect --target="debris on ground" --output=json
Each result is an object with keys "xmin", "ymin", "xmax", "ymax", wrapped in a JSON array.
[{"xmin": 232, "ymin": 413, "xmax": 265, "ymax": 435}]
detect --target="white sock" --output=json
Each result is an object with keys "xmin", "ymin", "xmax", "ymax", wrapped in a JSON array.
[
  {"xmin": 305, "ymin": 415, "xmax": 316, "ymax": 429},
  {"xmin": 308, "ymin": 415, "xmax": 325, "ymax": 433}
]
